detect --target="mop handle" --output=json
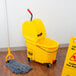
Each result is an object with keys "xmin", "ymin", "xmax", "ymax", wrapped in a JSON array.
[
  {"xmin": 27, "ymin": 9, "xmax": 33, "ymax": 21},
  {"xmin": 8, "ymin": 47, "xmax": 11, "ymax": 54},
  {"xmin": 5, "ymin": 0, "xmax": 15, "ymax": 62},
  {"xmin": 5, "ymin": 0, "xmax": 10, "ymax": 47}
]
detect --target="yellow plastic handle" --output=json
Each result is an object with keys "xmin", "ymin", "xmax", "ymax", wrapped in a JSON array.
[
  {"xmin": 8, "ymin": 47, "xmax": 11, "ymax": 54},
  {"xmin": 71, "ymin": 37, "xmax": 76, "ymax": 43},
  {"xmin": 5, "ymin": 47, "xmax": 14, "ymax": 62}
]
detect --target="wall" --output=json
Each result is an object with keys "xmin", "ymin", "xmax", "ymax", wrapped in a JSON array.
[
  {"xmin": 0, "ymin": 0, "xmax": 8, "ymax": 48},
  {"xmin": 0, "ymin": 0, "xmax": 76, "ymax": 48}
]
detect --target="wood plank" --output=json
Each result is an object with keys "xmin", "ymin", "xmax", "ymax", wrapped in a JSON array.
[{"xmin": 0, "ymin": 48, "xmax": 68, "ymax": 76}]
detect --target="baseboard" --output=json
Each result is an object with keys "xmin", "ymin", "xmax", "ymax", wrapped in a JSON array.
[
  {"xmin": 0, "ymin": 46, "xmax": 27, "ymax": 52},
  {"xmin": 59, "ymin": 43, "xmax": 69, "ymax": 48},
  {"xmin": 0, "ymin": 44, "xmax": 69, "ymax": 52}
]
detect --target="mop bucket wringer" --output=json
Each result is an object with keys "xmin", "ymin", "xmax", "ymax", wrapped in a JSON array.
[{"xmin": 22, "ymin": 9, "xmax": 59, "ymax": 67}]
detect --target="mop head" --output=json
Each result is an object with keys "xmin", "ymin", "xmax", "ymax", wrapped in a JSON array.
[{"xmin": 5, "ymin": 60, "xmax": 33, "ymax": 74}]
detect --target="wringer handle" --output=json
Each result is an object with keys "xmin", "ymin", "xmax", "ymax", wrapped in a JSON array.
[{"xmin": 27, "ymin": 9, "xmax": 33, "ymax": 21}]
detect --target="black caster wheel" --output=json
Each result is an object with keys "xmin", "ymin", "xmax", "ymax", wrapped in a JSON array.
[
  {"xmin": 53, "ymin": 60, "xmax": 57, "ymax": 64},
  {"xmin": 28, "ymin": 58, "xmax": 31, "ymax": 62},
  {"xmin": 46, "ymin": 63, "xmax": 51, "ymax": 68}
]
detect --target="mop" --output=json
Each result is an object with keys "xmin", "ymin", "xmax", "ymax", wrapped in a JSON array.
[{"xmin": 5, "ymin": 0, "xmax": 33, "ymax": 74}]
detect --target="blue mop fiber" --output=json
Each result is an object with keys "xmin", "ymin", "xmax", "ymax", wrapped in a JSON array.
[{"xmin": 5, "ymin": 60, "xmax": 33, "ymax": 74}]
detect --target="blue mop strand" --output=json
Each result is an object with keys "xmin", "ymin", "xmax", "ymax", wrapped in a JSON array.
[{"xmin": 5, "ymin": 60, "xmax": 33, "ymax": 74}]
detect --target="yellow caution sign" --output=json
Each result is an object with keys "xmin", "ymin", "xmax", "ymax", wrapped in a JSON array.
[{"xmin": 62, "ymin": 37, "xmax": 76, "ymax": 76}]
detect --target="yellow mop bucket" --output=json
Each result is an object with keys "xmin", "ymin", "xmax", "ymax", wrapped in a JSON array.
[{"xmin": 22, "ymin": 9, "xmax": 59, "ymax": 67}]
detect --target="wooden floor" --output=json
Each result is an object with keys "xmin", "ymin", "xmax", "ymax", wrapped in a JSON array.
[{"xmin": 0, "ymin": 48, "xmax": 68, "ymax": 76}]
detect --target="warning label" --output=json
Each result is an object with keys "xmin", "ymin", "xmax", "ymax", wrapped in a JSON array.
[
  {"xmin": 70, "ymin": 53, "xmax": 76, "ymax": 61},
  {"xmin": 66, "ymin": 53, "xmax": 76, "ymax": 68},
  {"xmin": 67, "ymin": 62, "xmax": 76, "ymax": 68},
  {"xmin": 62, "ymin": 37, "xmax": 76, "ymax": 76}
]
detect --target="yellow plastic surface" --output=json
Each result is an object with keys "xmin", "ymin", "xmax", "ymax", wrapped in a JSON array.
[
  {"xmin": 5, "ymin": 47, "xmax": 14, "ymax": 62},
  {"xmin": 26, "ymin": 38, "xmax": 58, "ymax": 64},
  {"xmin": 62, "ymin": 37, "xmax": 76, "ymax": 76},
  {"xmin": 37, "ymin": 38, "xmax": 59, "ymax": 49},
  {"xmin": 22, "ymin": 19, "xmax": 46, "ymax": 41},
  {"xmin": 22, "ymin": 18, "xmax": 59, "ymax": 64}
]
